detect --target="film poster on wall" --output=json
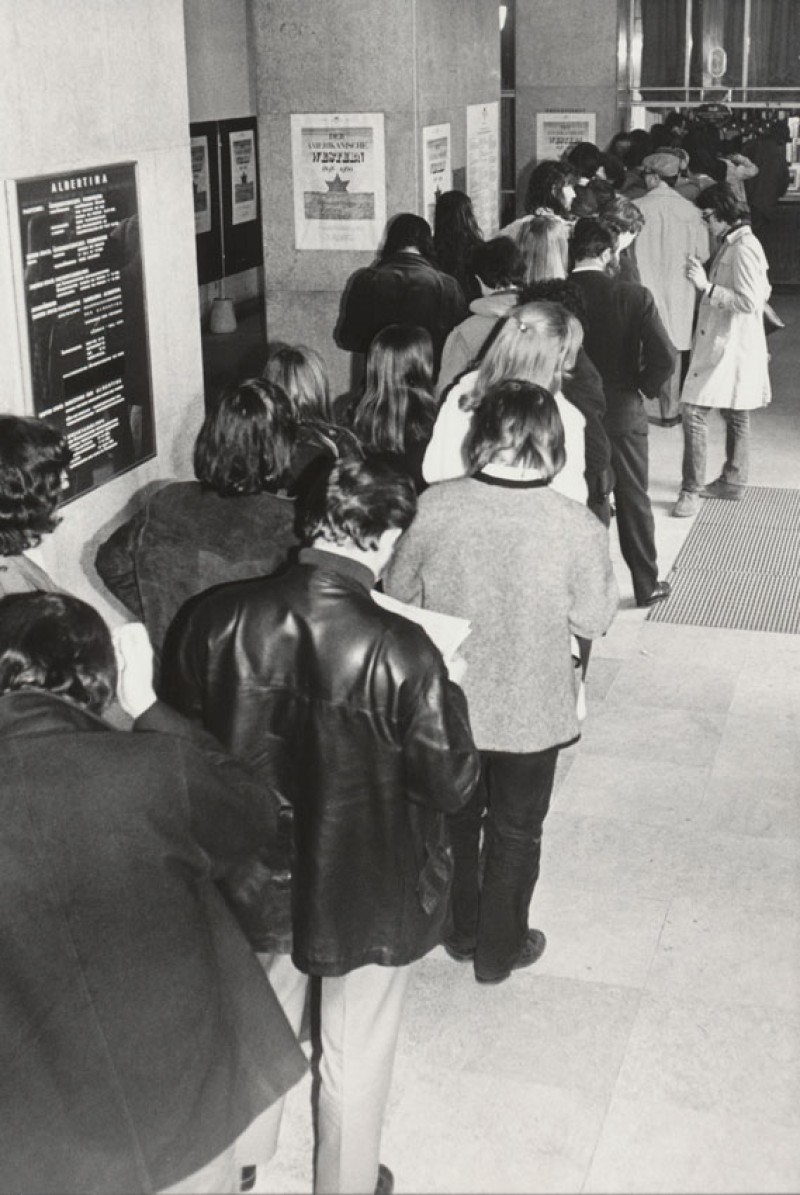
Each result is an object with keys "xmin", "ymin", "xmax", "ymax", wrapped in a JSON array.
[
  {"xmin": 422, "ymin": 123, "xmax": 452, "ymax": 227},
  {"xmin": 466, "ymin": 101, "xmax": 500, "ymax": 237},
  {"xmin": 290, "ymin": 112, "xmax": 386, "ymax": 250},
  {"xmin": 536, "ymin": 111, "xmax": 596, "ymax": 161},
  {"xmin": 7, "ymin": 162, "xmax": 156, "ymax": 502},
  {"xmin": 191, "ymin": 135, "xmax": 212, "ymax": 236},
  {"xmin": 229, "ymin": 127, "xmax": 258, "ymax": 226}
]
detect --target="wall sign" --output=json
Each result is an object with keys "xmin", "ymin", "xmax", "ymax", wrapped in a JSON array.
[
  {"xmin": 536, "ymin": 111, "xmax": 597, "ymax": 161},
  {"xmin": 422, "ymin": 123, "xmax": 453, "ymax": 227},
  {"xmin": 7, "ymin": 162, "xmax": 156, "ymax": 501},
  {"xmin": 466, "ymin": 101, "xmax": 500, "ymax": 237},
  {"xmin": 290, "ymin": 112, "xmax": 386, "ymax": 250}
]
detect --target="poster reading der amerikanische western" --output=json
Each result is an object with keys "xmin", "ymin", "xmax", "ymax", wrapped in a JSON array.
[{"xmin": 291, "ymin": 112, "xmax": 386, "ymax": 250}]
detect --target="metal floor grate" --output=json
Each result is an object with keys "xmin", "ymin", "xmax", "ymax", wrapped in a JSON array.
[{"xmin": 647, "ymin": 486, "xmax": 800, "ymax": 635}]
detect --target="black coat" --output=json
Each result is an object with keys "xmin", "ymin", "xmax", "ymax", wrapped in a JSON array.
[
  {"xmin": 570, "ymin": 269, "xmax": 676, "ymax": 433},
  {"xmin": 0, "ymin": 693, "xmax": 306, "ymax": 1194},
  {"xmin": 163, "ymin": 548, "xmax": 480, "ymax": 976},
  {"xmin": 335, "ymin": 251, "xmax": 468, "ymax": 373}
]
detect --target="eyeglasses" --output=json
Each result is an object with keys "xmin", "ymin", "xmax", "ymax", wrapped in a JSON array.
[{"xmin": 701, "ymin": 211, "xmax": 713, "ymax": 222}]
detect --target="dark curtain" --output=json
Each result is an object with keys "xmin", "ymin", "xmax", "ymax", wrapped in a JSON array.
[
  {"xmin": 688, "ymin": 0, "xmax": 744, "ymax": 89},
  {"xmin": 749, "ymin": 0, "xmax": 800, "ymax": 87},
  {"xmin": 641, "ymin": 0, "xmax": 688, "ymax": 89}
]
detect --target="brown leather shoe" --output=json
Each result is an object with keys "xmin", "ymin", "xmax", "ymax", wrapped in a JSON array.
[
  {"xmin": 375, "ymin": 1164, "xmax": 394, "ymax": 1195},
  {"xmin": 637, "ymin": 580, "xmax": 671, "ymax": 608},
  {"xmin": 475, "ymin": 929, "xmax": 547, "ymax": 984}
]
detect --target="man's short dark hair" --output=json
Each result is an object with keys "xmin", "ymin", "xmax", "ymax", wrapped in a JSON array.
[
  {"xmin": 0, "ymin": 592, "xmax": 116, "ymax": 714},
  {"xmin": 380, "ymin": 213, "xmax": 436, "ymax": 264},
  {"xmin": 465, "ymin": 379, "xmax": 565, "ymax": 480},
  {"xmin": 0, "ymin": 414, "xmax": 71, "ymax": 555},
  {"xmin": 301, "ymin": 455, "xmax": 417, "ymax": 551},
  {"xmin": 572, "ymin": 217, "xmax": 618, "ymax": 262},
  {"xmin": 194, "ymin": 378, "xmax": 295, "ymax": 496},
  {"xmin": 472, "ymin": 236, "xmax": 525, "ymax": 290},
  {"xmin": 696, "ymin": 182, "xmax": 749, "ymax": 225}
]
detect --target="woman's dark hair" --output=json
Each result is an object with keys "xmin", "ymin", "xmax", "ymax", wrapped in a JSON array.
[
  {"xmin": 524, "ymin": 160, "xmax": 576, "ymax": 218},
  {"xmin": 0, "ymin": 415, "xmax": 71, "ymax": 555},
  {"xmin": 565, "ymin": 141, "xmax": 603, "ymax": 179},
  {"xmin": 696, "ymin": 182, "xmax": 750, "ymax": 225},
  {"xmin": 465, "ymin": 379, "xmax": 566, "ymax": 480},
  {"xmin": 193, "ymin": 378, "xmax": 295, "ymax": 496},
  {"xmin": 380, "ymin": 213, "xmax": 436, "ymax": 264},
  {"xmin": 353, "ymin": 325, "xmax": 436, "ymax": 454},
  {"xmin": 607, "ymin": 132, "xmax": 634, "ymax": 165},
  {"xmin": 0, "ymin": 592, "xmax": 116, "ymax": 714},
  {"xmin": 600, "ymin": 151, "xmax": 626, "ymax": 189},
  {"xmin": 472, "ymin": 236, "xmax": 525, "ymax": 290},
  {"xmin": 627, "ymin": 129, "xmax": 653, "ymax": 167},
  {"xmin": 300, "ymin": 454, "xmax": 417, "ymax": 550},
  {"xmin": 433, "ymin": 190, "xmax": 484, "ymax": 284},
  {"xmin": 263, "ymin": 343, "xmax": 331, "ymax": 421}
]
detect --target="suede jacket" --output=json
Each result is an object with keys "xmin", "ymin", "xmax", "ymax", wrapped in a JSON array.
[{"xmin": 163, "ymin": 548, "xmax": 480, "ymax": 976}]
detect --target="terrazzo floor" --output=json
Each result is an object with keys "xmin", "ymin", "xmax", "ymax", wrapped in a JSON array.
[{"xmin": 257, "ymin": 293, "xmax": 800, "ymax": 1195}]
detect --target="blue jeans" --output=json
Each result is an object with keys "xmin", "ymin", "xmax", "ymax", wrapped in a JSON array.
[
  {"xmin": 681, "ymin": 403, "xmax": 750, "ymax": 493},
  {"xmin": 448, "ymin": 747, "xmax": 559, "ymax": 980}
]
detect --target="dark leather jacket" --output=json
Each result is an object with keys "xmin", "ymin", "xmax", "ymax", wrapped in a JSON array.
[{"xmin": 163, "ymin": 548, "xmax": 480, "ymax": 976}]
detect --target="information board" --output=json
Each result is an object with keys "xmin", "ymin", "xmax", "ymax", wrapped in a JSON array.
[{"xmin": 9, "ymin": 162, "xmax": 156, "ymax": 501}]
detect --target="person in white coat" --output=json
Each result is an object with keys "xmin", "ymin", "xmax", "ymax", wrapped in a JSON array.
[
  {"xmin": 673, "ymin": 184, "xmax": 772, "ymax": 516},
  {"xmin": 422, "ymin": 300, "xmax": 588, "ymax": 506}
]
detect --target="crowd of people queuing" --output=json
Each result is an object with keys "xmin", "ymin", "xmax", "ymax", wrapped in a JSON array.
[{"xmin": 0, "ymin": 106, "xmax": 779, "ymax": 1195}]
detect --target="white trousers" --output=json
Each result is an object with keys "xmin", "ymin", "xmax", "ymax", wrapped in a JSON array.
[{"xmin": 252, "ymin": 952, "xmax": 410, "ymax": 1195}]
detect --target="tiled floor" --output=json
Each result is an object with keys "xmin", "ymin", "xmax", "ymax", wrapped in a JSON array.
[{"xmin": 262, "ymin": 294, "xmax": 800, "ymax": 1194}]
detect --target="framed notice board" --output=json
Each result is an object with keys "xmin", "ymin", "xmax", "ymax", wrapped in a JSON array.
[
  {"xmin": 190, "ymin": 121, "xmax": 223, "ymax": 285},
  {"xmin": 219, "ymin": 116, "xmax": 263, "ymax": 275},
  {"xmin": 7, "ymin": 162, "xmax": 156, "ymax": 501}
]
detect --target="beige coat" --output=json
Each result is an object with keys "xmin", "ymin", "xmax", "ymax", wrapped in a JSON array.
[
  {"xmin": 634, "ymin": 185, "xmax": 710, "ymax": 350},
  {"xmin": 681, "ymin": 226, "xmax": 771, "ymax": 411}
]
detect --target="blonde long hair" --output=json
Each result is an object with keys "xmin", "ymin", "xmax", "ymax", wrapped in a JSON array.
[
  {"xmin": 518, "ymin": 213, "xmax": 569, "ymax": 285},
  {"xmin": 460, "ymin": 300, "xmax": 583, "ymax": 411}
]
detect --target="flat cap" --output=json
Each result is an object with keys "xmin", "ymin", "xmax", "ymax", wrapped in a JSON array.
[{"xmin": 642, "ymin": 152, "xmax": 681, "ymax": 178}]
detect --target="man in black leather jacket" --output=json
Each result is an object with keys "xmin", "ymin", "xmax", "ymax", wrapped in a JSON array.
[{"xmin": 163, "ymin": 455, "xmax": 479, "ymax": 1195}]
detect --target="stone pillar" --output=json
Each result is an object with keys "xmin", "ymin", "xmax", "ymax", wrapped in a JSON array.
[
  {"xmin": 514, "ymin": 0, "xmax": 620, "ymax": 214},
  {"xmin": 251, "ymin": 0, "xmax": 499, "ymax": 396}
]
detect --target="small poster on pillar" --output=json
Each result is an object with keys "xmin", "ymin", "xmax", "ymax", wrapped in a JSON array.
[
  {"xmin": 422, "ymin": 123, "xmax": 452, "ymax": 227},
  {"xmin": 536, "ymin": 112, "xmax": 596, "ymax": 161},
  {"xmin": 466, "ymin": 101, "xmax": 500, "ymax": 238},
  {"xmin": 7, "ymin": 162, "xmax": 156, "ymax": 502},
  {"xmin": 290, "ymin": 112, "xmax": 386, "ymax": 250}
]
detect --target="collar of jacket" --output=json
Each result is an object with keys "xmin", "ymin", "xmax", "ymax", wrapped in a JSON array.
[
  {"xmin": 721, "ymin": 222, "xmax": 749, "ymax": 244},
  {"xmin": 0, "ymin": 689, "xmax": 110, "ymax": 741},
  {"xmin": 299, "ymin": 546, "xmax": 375, "ymax": 592}
]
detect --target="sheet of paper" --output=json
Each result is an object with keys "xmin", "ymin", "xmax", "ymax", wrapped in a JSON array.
[{"xmin": 372, "ymin": 590, "xmax": 470, "ymax": 660}]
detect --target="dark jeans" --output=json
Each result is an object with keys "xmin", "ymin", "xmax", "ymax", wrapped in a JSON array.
[
  {"xmin": 610, "ymin": 428, "xmax": 658, "ymax": 605},
  {"xmin": 448, "ymin": 746, "xmax": 559, "ymax": 980}
]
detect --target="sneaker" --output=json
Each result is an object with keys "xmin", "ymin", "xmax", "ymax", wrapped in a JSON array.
[
  {"xmin": 701, "ymin": 478, "xmax": 745, "ymax": 501},
  {"xmin": 672, "ymin": 491, "xmax": 699, "ymax": 518},
  {"xmin": 375, "ymin": 1164, "xmax": 394, "ymax": 1195},
  {"xmin": 475, "ymin": 929, "xmax": 547, "ymax": 984},
  {"xmin": 636, "ymin": 580, "xmax": 672, "ymax": 608}
]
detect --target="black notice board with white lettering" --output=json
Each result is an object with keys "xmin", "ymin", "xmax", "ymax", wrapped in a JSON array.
[{"xmin": 10, "ymin": 161, "xmax": 156, "ymax": 501}]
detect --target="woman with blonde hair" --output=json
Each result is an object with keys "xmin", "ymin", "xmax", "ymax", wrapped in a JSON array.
[
  {"xmin": 422, "ymin": 300, "xmax": 587, "ymax": 503},
  {"xmin": 518, "ymin": 213, "xmax": 569, "ymax": 286}
]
